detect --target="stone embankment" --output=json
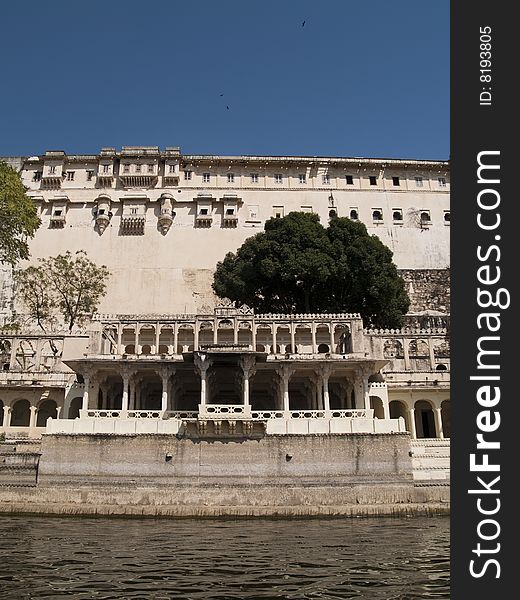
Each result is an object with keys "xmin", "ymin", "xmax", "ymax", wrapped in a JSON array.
[{"xmin": 0, "ymin": 433, "xmax": 449, "ymax": 517}]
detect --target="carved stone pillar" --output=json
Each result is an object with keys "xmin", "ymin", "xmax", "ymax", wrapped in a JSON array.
[
  {"xmin": 29, "ymin": 405, "xmax": 37, "ymax": 428},
  {"xmin": 329, "ymin": 325, "xmax": 335, "ymax": 354},
  {"xmin": 320, "ymin": 365, "xmax": 333, "ymax": 412},
  {"xmin": 120, "ymin": 366, "xmax": 133, "ymax": 413},
  {"xmin": 241, "ymin": 356, "xmax": 256, "ymax": 407},
  {"xmin": 173, "ymin": 323, "xmax": 179, "ymax": 355},
  {"xmin": 129, "ymin": 378, "xmax": 136, "ymax": 411},
  {"xmin": 434, "ymin": 407, "xmax": 444, "ymax": 439},
  {"xmin": 3, "ymin": 405, "xmax": 12, "ymax": 427},
  {"xmin": 311, "ymin": 322, "xmax": 317, "ymax": 354},
  {"xmin": 117, "ymin": 324, "xmax": 123, "ymax": 354},
  {"xmin": 279, "ymin": 365, "xmax": 294, "ymax": 412},
  {"xmin": 195, "ymin": 353, "xmax": 210, "ymax": 406},
  {"xmin": 290, "ymin": 325, "xmax": 295, "ymax": 354},
  {"xmin": 134, "ymin": 325, "xmax": 140, "ymax": 355},
  {"xmin": 82, "ymin": 373, "xmax": 91, "ymax": 411},
  {"xmin": 159, "ymin": 367, "xmax": 171, "ymax": 413},
  {"xmin": 408, "ymin": 408, "xmax": 417, "ymax": 439}
]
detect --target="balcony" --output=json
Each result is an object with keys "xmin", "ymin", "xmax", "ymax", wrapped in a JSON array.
[
  {"xmin": 49, "ymin": 214, "xmax": 66, "ymax": 228},
  {"xmin": 195, "ymin": 213, "xmax": 212, "ymax": 228},
  {"xmin": 119, "ymin": 174, "xmax": 158, "ymax": 188},
  {"xmin": 41, "ymin": 175, "xmax": 62, "ymax": 189},
  {"xmin": 222, "ymin": 214, "xmax": 238, "ymax": 228},
  {"xmin": 97, "ymin": 172, "xmax": 114, "ymax": 187},
  {"xmin": 163, "ymin": 173, "xmax": 179, "ymax": 186},
  {"xmin": 120, "ymin": 215, "xmax": 145, "ymax": 235}
]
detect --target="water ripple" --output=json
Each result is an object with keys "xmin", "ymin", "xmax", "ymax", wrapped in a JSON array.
[{"xmin": 0, "ymin": 515, "xmax": 449, "ymax": 599}]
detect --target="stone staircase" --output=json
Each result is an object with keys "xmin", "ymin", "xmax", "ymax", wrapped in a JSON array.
[
  {"xmin": 410, "ymin": 438, "xmax": 450, "ymax": 483},
  {"xmin": 0, "ymin": 438, "xmax": 41, "ymax": 486}
]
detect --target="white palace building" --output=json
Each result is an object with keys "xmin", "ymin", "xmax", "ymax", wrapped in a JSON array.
[{"xmin": 0, "ymin": 147, "xmax": 450, "ymax": 478}]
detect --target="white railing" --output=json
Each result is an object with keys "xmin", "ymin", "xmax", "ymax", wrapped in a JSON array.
[
  {"xmin": 199, "ymin": 404, "xmax": 252, "ymax": 419},
  {"xmin": 84, "ymin": 409, "xmax": 122, "ymax": 418},
  {"xmin": 330, "ymin": 409, "xmax": 373, "ymax": 419},
  {"xmin": 251, "ymin": 411, "xmax": 285, "ymax": 420},
  {"xmin": 251, "ymin": 409, "xmax": 373, "ymax": 420},
  {"xmin": 127, "ymin": 410, "xmax": 163, "ymax": 419},
  {"xmin": 164, "ymin": 410, "xmax": 198, "ymax": 420},
  {"xmin": 79, "ymin": 407, "xmax": 374, "ymax": 420}
]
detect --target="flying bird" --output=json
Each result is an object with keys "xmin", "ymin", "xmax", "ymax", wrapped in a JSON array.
[
  {"xmin": 220, "ymin": 93, "xmax": 224, "ymax": 97},
  {"xmin": 226, "ymin": 106, "xmax": 230, "ymax": 110},
  {"xmin": 302, "ymin": 20, "xmax": 305, "ymax": 27}
]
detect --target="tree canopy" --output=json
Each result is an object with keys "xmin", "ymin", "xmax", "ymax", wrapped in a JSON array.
[
  {"xmin": 212, "ymin": 212, "xmax": 410, "ymax": 328},
  {"xmin": 0, "ymin": 161, "xmax": 40, "ymax": 265},
  {"xmin": 16, "ymin": 251, "xmax": 110, "ymax": 331}
]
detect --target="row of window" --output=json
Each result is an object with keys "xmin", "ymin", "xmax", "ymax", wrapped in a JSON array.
[
  {"xmin": 33, "ymin": 168, "xmax": 448, "ymax": 188},
  {"xmin": 185, "ymin": 171, "xmax": 448, "ymax": 187},
  {"xmin": 268, "ymin": 206, "xmax": 450, "ymax": 224},
  {"xmin": 48, "ymin": 205, "xmax": 450, "ymax": 224}
]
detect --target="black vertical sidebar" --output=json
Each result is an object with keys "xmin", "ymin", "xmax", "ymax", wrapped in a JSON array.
[{"xmin": 451, "ymin": 1, "xmax": 514, "ymax": 598}]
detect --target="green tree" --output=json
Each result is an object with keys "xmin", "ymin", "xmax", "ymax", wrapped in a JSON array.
[
  {"xmin": 213, "ymin": 213, "xmax": 409, "ymax": 328},
  {"xmin": 0, "ymin": 161, "xmax": 40, "ymax": 265},
  {"xmin": 16, "ymin": 251, "xmax": 110, "ymax": 332},
  {"xmin": 326, "ymin": 217, "xmax": 410, "ymax": 328},
  {"xmin": 213, "ymin": 212, "xmax": 335, "ymax": 313}
]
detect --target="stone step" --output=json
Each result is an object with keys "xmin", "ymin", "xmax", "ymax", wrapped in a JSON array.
[{"xmin": 413, "ymin": 471, "xmax": 450, "ymax": 482}]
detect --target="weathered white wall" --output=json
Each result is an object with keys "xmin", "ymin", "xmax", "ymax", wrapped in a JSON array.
[{"xmin": 3, "ymin": 150, "xmax": 450, "ymax": 315}]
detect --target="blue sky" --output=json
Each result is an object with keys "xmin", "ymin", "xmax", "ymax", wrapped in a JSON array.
[{"xmin": 0, "ymin": 1, "xmax": 449, "ymax": 160}]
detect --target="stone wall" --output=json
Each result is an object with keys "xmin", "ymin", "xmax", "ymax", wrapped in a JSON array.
[
  {"xmin": 38, "ymin": 433, "xmax": 413, "ymax": 486},
  {"xmin": 0, "ymin": 432, "xmax": 450, "ymax": 517},
  {"xmin": 399, "ymin": 269, "xmax": 450, "ymax": 314}
]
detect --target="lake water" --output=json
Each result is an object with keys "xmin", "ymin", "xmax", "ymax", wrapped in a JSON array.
[{"xmin": 0, "ymin": 515, "xmax": 449, "ymax": 599}]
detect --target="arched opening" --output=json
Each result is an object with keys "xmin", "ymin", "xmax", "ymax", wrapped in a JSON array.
[
  {"xmin": 370, "ymin": 396, "xmax": 385, "ymax": 419},
  {"xmin": 436, "ymin": 363, "xmax": 448, "ymax": 371},
  {"xmin": 441, "ymin": 400, "xmax": 451, "ymax": 438},
  {"xmin": 172, "ymin": 368, "xmax": 200, "ymax": 411},
  {"xmin": 37, "ymin": 399, "xmax": 58, "ymax": 427},
  {"xmin": 315, "ymin": 325, "xmax": 330, "ymax": 352},
  {"xmin": 177, "ymin": 325, "xmax": 194, "ymax": 353},
  {"xmin": 121, "ymin": 327, "xmax": 136, "ymax": 354},
  {"xmin": 255, "ymin": 326, "xmax": 271, "ymax": 353},
  {"xmin": 317, "ymin": 343, "xmax": 329, "ymax": 354},
  {"xmin": 349, "ymin": 209, "xmax": 358, "ymax": 220},
  {"xmin": 295, "ymin": 326, "xmax": 312, "ymax": 354},
  {"xmin": 158, "ymin": 326, "xmax": 174, "ymax": 355},
  {"xmin": 389, "ymin": 400, "xmax": 409, "ymax": 431},
  {"xmin": 207, "ymin": 362, "xmax": 242, "ymax": 405},
  {"xmin": 11, "ymin": 399, "xmax": 31, "ymax": 427},
  {"xmin": 414, "ymin": 400, "xmax": 437, "ymax": 438},
  {"xmin": 0, "ymin": 399, "xmax": 4, "ymax": 425},
  {"xmin": 132, "ymin": 371, "xmax": 162, "ymax": 410},
  {"xmin": 336, "ymin": 326, "xmax": 351, "ymax": 353},
  {"xmin": 138, "ymin": 326, "xmax": 155, "ymax": 355},
  {"xmin": 275, "ymin": 326, "xmax": 290, "ymax": 354},
  {"xmin": 384, "ymin": 339, "xmax": 404, "ymax": 359},
  {"xmin": 198, "ymin": 321, "xmax": 214, "ymax": 347},
  {"xmin": 216, "ymin": 320, "xmax": 234, "ymax": 345},
  {"xmin": 238, "ymin": 323, "xmax": 252, "ymax": 347},
  {"xmin": 68, "ymin": 397, "xmax": 82, "ymax": 419},
  {"xmin": 250, "ymin": 370, "xmax": 277, "ymax": 410},
  {"xmin": 0, "ymin": 340, "xmax": 11, "ymax": 372}
]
